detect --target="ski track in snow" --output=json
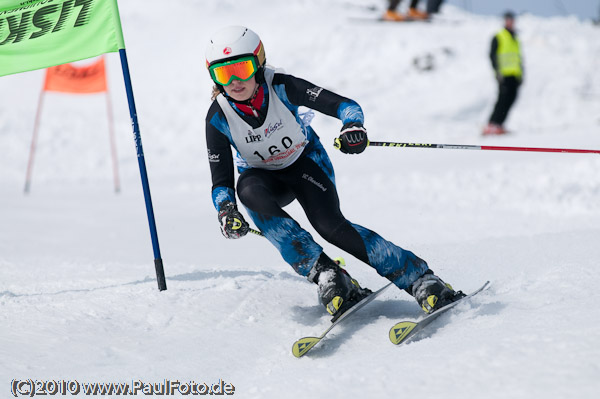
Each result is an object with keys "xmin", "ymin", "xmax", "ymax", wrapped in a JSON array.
[{"xmin": 1, "ymin": 1, "xmax": 600, "ymax": 398}]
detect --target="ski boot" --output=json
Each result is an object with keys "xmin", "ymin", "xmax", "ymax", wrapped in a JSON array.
[
  {"xmin": 482, "ymin": 123, "xmax": 507, "ymax": 136},
  {"xmin": 383, "ymin": 10, "xmax": 406, "ymax": 21},
  {"xmin": 308, "ymin": 254, "xmax": 372, "ymax": 321},
  {"xmin": 407, "ymin": 270, "xmax": 465, "ymax": 314},
  {"xmin": 407, "ymin": 7, "xmax": 429, "ymax": 20}
]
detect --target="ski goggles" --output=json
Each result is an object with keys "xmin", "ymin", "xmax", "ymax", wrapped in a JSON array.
[{"xmin": 208, "ymin": 56, "xmax": 258, "ymax": 86}]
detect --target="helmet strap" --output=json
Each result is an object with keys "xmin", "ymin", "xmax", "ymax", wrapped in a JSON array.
[{"xmin": 254, "ymin": 66, "xmax": 265, "ymax": 84}]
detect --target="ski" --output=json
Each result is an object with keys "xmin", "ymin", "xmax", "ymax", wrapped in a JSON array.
[
  {"xmin": 348, "ymin": 16, "xmax": 463, "ymax": 25},
  {"xmin": 389, "ymin": 281, "xmax": 490, "ymax": 345},
  {"xmin": 348, "ymin": 17, "xmax": 431, "ymax": 23},
  {"xmin": 292, "ymin": 282, "xmax": 395, "ymax": 358}
]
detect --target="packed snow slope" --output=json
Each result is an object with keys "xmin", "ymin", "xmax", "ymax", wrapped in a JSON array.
[{"xmin": 1, "ymin": 1, "xmax": 600, "ymax": 398}]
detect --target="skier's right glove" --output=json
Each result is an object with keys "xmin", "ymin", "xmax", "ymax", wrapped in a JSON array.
[
  {"xmin": 495, "ymin": 71, "xmax": 504, "ymax": 83},
  {"xmin": 218, "ymin": 201, "xmax": 249, "ymax": 239}
]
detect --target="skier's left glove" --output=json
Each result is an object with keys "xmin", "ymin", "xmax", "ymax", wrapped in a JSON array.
[
  {"xmin": 218, "ymin": 201, "xmax": 249, "ymax": 239},
  {"xmin": 338, "ymin": 122, "xmax": 368, "ymax": 154}
]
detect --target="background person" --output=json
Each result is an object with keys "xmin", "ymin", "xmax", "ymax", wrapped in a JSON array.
[
  {"xmin": 426, "ymin": 0, "xmax": 444, "ymax": 15},
  {"xmin": 484, "ymin": 11, "xmax": 523, "ymax": 135},
  {"xmin": 384, "ymin": 0, "xmax": 429, "ymax": 21}
]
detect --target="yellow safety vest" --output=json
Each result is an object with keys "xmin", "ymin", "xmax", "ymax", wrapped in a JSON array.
[{"xmin": 495, "ymin": 28, "xmax": 522, "ymax": 78}]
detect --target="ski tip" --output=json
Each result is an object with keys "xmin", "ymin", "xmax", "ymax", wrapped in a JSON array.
[
  {"xmin": 389, "ymin": 321, "xmax": 417, "ymax": 345},
  {"xmin": 465, "ymin": 280, "xmax": 491, "ymax": 297},
  {"xmin": 292, "ymin": 337, "xmax": 321, "ymax": 358}
]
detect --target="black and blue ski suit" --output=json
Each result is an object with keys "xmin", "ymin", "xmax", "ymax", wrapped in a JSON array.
[{"xmin": 205, "ymin": 66, "xmax": 429, "ymax": 289}]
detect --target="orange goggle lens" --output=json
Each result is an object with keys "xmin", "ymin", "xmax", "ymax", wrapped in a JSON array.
[{"xmin": 209, "ymin": 57, "xmax": 257, "ymax": 86}]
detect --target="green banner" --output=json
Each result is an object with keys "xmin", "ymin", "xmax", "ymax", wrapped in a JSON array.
[{"xmin": 0, "ymin": 0, "xmax": 125, "ymax": 77}]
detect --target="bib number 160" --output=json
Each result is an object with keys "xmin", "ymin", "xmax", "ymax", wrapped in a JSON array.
[{"xmin": 254, "ymin": 136, "xmax": 293, "ymax": 161}]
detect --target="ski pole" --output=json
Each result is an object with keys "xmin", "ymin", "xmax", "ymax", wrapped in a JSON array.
[
  {"xmin": 333, "ymin": 138, "xmax": 600, "ymax": 155},
  {"xmin": 369, "ymin": 141, "xmax": 600, "ymax": 155},
  {"xmin": 249, "ymin": 228, "xmax": 264, "ymax": 237}
]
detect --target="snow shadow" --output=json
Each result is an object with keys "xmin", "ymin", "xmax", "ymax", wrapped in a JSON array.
[
  {"xmin": 290, "ymin": 299, "xmax": 420, "ymax": 358},
  {"xmin": 169, "ymin": 269, "xmax": 276, "ymax": 282},
  {"xmin": 0, "ymin": 276, "xmax": 157, "ymax": 297}
]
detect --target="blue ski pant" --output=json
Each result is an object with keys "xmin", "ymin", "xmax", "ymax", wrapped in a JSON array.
[{"xmin": 236, "ymin": 145, "xmax": 429, "ymax": 289}]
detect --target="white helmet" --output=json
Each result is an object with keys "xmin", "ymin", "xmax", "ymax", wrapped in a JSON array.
[{"xmin": 205, "ymin": 26, "xmax": 266, "ymax": 68}]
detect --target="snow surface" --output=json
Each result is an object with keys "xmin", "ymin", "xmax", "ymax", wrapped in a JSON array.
[{"xmin": 2, "ymin": 1, "xmax": 600, "ymax": 398}]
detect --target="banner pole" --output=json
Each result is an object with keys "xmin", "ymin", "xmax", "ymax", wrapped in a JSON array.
[
  {"xmin": 105, "ymin": 83, "xmax": 121, "ymax": 193},
  {"xmin": 118, "ymin": 49, "xmax": 167, "ymax": 291},
  {"xmin": 24, "ymin": 88, "xmax": 46, "ymax": 194}
]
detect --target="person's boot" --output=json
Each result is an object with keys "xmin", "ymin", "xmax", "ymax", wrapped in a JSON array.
[
  {"xmin": 407, "ymin": 7, "xmax": 429, "ymax": 20},
  {"xmin": 383, "ymin": 10, "xmax": 407, "ymax": 21},
  {"xmin": 308, "ymin": 254, "xmax": 372, "ymax": 320},
  {"xmin": 407, "ymin": 270, "xmax": 465, "ymax": 313},
  {"xmin": 482, "ymin": 123, "xmax": 506, "ymax": 135}
]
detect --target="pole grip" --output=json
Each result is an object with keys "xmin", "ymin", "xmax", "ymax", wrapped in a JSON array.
[{"xmin": 333, "ymin": 137, "xmax": 342, "ymax": 150}]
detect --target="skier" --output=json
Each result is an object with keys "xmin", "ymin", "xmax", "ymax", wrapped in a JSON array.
[
  {"xmin": 483, "ymin": 11, "xmax": 523, "ymax": 135},
  {"xmin": 204, "ymin": 26, "xmax": 464, "ymax": 319}
]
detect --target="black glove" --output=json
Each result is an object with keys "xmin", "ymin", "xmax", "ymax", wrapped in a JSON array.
[
  {"xmin": 495, "ymin": 71, "xmax": 503, "ymax": 83},
  {"xmin": 338, "ymin": 122, "xmax": 368, "ymax": 154},
  {"xmin": 218, "ymin": 201, "xmax": 249, "ymax": 239}
]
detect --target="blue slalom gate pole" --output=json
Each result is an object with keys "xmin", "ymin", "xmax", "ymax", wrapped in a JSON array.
[{"xmin": 119, "ymin": 49, "xmax": 167, "ymax": 291}]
